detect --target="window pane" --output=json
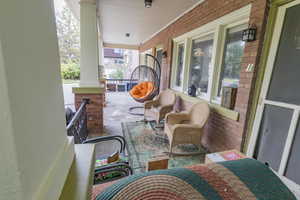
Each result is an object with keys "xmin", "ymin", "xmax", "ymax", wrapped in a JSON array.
[
  {"xmin": 254, "ymin": 105, "xmax": 293, "ymax": 171},
  {"xmin": 285, "ymin": 119, "xmax": 300, "ymax": 185},
  {"xmin": 188, "ymin": 36, "xmax": 213, "ymax": 94},
  {"xmin": 175, "ymin": 44, "xmax": 185, "ymax": 87},
  {"xmin": 156, "ymin": 49, "xmax": 163, "ymax": 79},
  {"xmin": 266, "ymin": 4, "xmax": 300, "ymax": 105},
  {"xmin": 218, "ymin": 29, "xmax": 245, "ymax": 96}
]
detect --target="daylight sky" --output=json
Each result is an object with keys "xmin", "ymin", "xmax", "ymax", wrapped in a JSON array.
[{"xmin": 54, "ymin": 0, "xmax": 66, "ymax": 12}]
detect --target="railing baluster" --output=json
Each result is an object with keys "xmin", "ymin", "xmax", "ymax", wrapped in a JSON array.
[{"xmin": 66, "ymin": 99, "xmax": 90, "ymax": 144}]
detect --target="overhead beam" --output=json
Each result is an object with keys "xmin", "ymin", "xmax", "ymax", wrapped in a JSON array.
[{"xmin": 103, "ymin": 42, "xmax": 139, "ymax": 50}]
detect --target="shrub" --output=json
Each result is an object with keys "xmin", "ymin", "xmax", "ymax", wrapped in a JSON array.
[
  {"xmin": 110, "ymin": 68, "xmax": 124, "ymax": 79},
  {"xmin": 61, "ymin": 63, "xmax": 80, "ymax": 80}
]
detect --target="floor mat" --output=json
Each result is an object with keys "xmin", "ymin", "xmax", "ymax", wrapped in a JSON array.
[{"xmin": 122, "ymin": 121, "xmax": 208, "ymax": 173}]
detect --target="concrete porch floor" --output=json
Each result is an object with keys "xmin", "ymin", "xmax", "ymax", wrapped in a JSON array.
[
  {"xmin": 94, "ymin": 92, "xmax": 143, "ymax": 158},
  {"xmin": 103, "ymin": 92, "xmax": 142, "ymax": 137}
]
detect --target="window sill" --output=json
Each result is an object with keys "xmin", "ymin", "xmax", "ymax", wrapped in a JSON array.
[
  {"xmin": 171, "ymin": 90, "xmax": 239, "ymax": 121},
  {"xmin": 210, "ymin": 103, "xmax": 239, "ymax": 121}
]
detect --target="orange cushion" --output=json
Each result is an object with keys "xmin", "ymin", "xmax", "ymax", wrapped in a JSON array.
[{"xmin": 129, "ymin": 81, "xmax": 154, "ymax": 99}]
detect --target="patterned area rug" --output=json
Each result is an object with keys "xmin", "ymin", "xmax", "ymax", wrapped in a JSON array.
[{"xmin": 122, "ymin": 121, "xmax": 207, "ymax": 173}]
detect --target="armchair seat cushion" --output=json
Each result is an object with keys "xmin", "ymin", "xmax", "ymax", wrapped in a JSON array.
[
  {"xmin": 164, "ymin": 102, "xmax": 210, "ymax": 153},
  {"xmin": 149, "ymin": 105, "xmax": 162, "ymax": 113},
  {"xmin": 144, "ymin": 90, "xmax": 176, "ymax": 123}
]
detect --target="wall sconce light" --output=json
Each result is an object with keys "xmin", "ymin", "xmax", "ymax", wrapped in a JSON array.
[
  {"xmin": 145, "ymin": 0, "xmax": 152, "ymax": 8},
  {"xmin": 242, "ymin": 24, "xmax": 257, "ymax": 42},
  {"xmin": 162, "ymin": 51, "xmax": 167, "ymax": 58}
]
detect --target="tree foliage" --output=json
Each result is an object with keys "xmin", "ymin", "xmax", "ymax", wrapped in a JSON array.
[
  {"xmin": 61, "ymin": 62, "xmax": 80, "ymax": 80},
  {"xmin": 55, "ymin": 6, "xmax": 80, "ymax": 65}
]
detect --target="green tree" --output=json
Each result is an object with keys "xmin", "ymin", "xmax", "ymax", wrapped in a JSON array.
[{"xmin": 55, "ymin": 6, "xmax": 80, "ymax": 64}]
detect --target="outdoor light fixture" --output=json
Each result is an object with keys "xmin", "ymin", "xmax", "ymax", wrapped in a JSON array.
[
  {"xmin": 242, "ymin": 24, "xmax": 257, "ymax": 42},
  {"xmin": 145, "ymin": 0, "xmax": 152, "ymax": 8},
  {"xmin": 162, "ymin": 51, "xmax": 167, "ymax": 58}
]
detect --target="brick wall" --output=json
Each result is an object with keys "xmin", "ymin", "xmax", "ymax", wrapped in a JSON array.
[
  {"xmin": 75, "ymin": 93, "xmax": 104, "ymax": 135},
  {"xmin": 140, "ymin": 0, "xmax": 269, "ymax": 152}
]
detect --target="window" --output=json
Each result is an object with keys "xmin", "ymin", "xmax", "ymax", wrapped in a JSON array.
[
  {"xmin": 175, "ymin": 43, "xmax": 185, "ymax": 88},
  {"xmin": 140, "ymin": 49, "xmax": 153, "ymax": 67},
  {"xmin": 170, "ymin": 5, "xmax": 251, "ymax": 109},
  {"xmin": 155, "ymin": 47, "xmax": 163, "ymax": 79},
  {"xmin": 217, "ymin": 26, "xmax": 246, "ymax": 97},
  {"xmin": 188, "ymin": 35, "xmax": 214, "ymax": 96}
]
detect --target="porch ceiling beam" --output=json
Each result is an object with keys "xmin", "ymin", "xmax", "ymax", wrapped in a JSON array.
[{"xmin": 103, "ymin": 42, "xmax": 140, "ymax": 50}]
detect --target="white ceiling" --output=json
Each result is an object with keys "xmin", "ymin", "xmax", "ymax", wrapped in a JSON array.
[{"xmin": 98, "ymin": 0, "xmax": 202, "ymax": 46}]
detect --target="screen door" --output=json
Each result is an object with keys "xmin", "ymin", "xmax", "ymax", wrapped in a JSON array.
[{"xmin": 248, "ymin": 0, "xmax": 300, "ymax": 193}]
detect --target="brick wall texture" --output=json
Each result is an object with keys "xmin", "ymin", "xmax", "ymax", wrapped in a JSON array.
[
  {"xmin": 75, "ymin": 93, "xmax": 104, "ymax": 135},
  {"xmin": 140, "ymin": 0, "xmax": 269, "ymax": 152}
]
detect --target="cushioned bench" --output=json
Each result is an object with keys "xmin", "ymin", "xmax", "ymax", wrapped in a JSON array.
[{"xmin": 92, "ymin": 158, "xmax": 296, "ymax": 200}]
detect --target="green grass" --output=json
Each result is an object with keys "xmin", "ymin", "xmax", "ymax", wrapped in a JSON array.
[{"xmin": 62, "ymin": 79, "xmax": 80, "ymax": 84}]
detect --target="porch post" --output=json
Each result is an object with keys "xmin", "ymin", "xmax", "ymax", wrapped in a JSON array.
[
  {"xmin": 79, "ymin": 0, "xmax": 99, "ymax": 87},
  {"xmin": 73, "ymin": 0, "xmax": 104, "ymax": 135}
]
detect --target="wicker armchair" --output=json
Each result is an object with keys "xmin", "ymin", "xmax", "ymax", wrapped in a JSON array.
[
  {"xmin": 144, "ymin": 90, "xmax": 176, "ymax": 124},
  {"xmin": 164, "ymin": 102, "xmax": 210, "ymax": 154}
]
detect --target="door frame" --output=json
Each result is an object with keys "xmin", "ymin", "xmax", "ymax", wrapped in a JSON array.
[{"xmin": 246, "ymin": 0, "xmax": 300, "ymax": 193}]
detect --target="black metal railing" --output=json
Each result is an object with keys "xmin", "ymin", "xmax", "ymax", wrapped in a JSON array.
[
  {"xmin": 106, "ymin": 78, "xmax": 138, "ymax": 92},
  {"xmin": 67, "ymin": 98, "xmax": 90, "ymax": 144}
]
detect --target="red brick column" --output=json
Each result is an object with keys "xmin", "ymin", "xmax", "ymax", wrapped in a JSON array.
[{"xmin": 73, "ymin": 87, "xmax": 104, "ymax": 136}]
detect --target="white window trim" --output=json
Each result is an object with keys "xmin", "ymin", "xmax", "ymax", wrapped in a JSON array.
[
  {"xmin": 171, "ymin": 41, "xmax": 186, "ymax": 91},
  {"xmin": 140, "ymin": 49, "xmax": 152, "ymax": 66},
  {"xmin": 212, "ymin": 22, "xmax": 249, "ymax": 104},
  {"xmin": 171, "ymin": 4, "xmax": 251, "ymax": 104},
  {"xmin": 186, "ymin": 32, "xmax": 215, "ymax": 100}
]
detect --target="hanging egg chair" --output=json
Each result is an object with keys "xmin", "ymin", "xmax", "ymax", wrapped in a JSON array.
[{"xmin": 128, "ymin": 54, "xmax": 161, "ymax": 115}]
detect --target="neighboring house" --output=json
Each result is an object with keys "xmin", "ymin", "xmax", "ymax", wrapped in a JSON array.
[{"xmin": 104, "ymin": 48, "xmax": 139, "ymax": 79}]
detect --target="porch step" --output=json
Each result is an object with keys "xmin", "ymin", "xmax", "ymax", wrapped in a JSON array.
[{"xmin": 59, "ymin": 144, "xmax": 95, "ymax": 200}]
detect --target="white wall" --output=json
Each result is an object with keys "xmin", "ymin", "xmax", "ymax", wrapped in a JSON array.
[{"xmin": 0, "ymin": 1, "xmax": 74, "ymax": 199}]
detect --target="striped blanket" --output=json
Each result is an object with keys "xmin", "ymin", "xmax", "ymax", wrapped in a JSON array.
[{"xmin": 95, "ymin": 159, "xmax": 296, "ymax": 200}]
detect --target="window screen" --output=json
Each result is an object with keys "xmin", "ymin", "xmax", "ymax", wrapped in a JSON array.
[
  {"xmin": 175, "ymin": 44, "xmax": 185, "ymax": 87},
  {"xmin": 188, "ymin": 36, "xmax": 213, "ymax": 95},
  {"xmin": 254, "ymin": 105, "xmax": 293, "ymax": 171},
  {"xmin": 218, "ymin": 26, "xmax": 245, "ymax": 96}
]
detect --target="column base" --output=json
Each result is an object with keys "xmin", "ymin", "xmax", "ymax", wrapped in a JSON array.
[{"xmin": 73, "ymin": 87, "xmax": 105, "ymax": 136}]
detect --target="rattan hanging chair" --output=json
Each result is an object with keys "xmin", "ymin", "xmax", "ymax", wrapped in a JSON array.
[
  {"xmin": 129, "ymin": 65, "xmax": 159, "ymax": 103},
  {"xmin": 128, "ymin": 54, "xmax": 161, "ymax": 115}
]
